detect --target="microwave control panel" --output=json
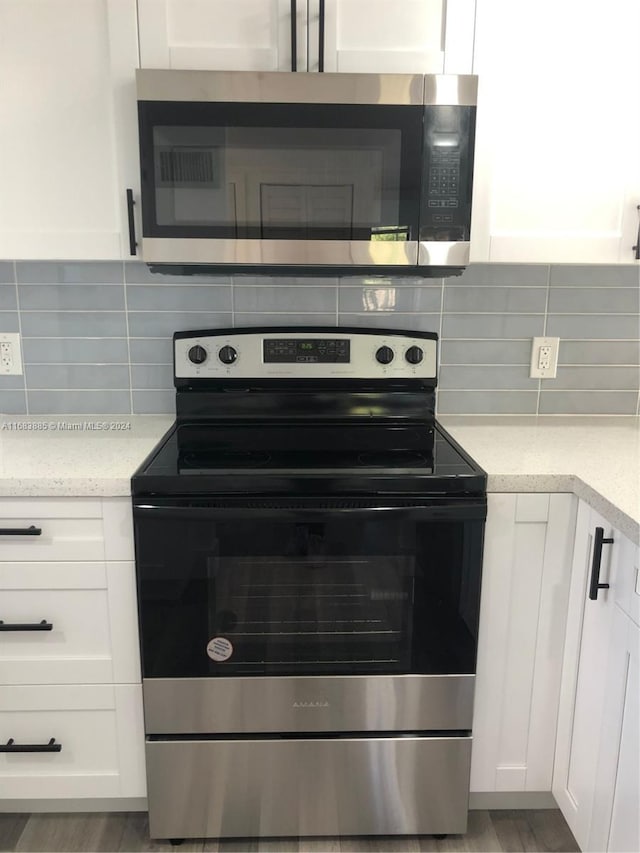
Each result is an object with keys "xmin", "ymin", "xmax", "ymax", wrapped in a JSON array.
[
  {"xmin": 421, "ymin": 105, "xmax": 475, "ymax": 243},
  {"xmin": 174, "ymin": 330, "xmax": 437, "ymax": 382}
]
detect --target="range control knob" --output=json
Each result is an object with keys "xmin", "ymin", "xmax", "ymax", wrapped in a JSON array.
[
  {"xmin": 188, "ymin": 345, "xmax": 207, "ymax": 365},
  {"xmin": 375, "ymin": 345, "xmax": 394, "ymax": 365},
  {"xmin": 218, "ymin": 345, "xmax": 238, "ymax": 365},
  {"xmin": 405, "ymin": 345, "xmax": 424, "ymax": 365}
]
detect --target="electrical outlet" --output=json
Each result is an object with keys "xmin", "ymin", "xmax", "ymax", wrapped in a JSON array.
[
  {"xmin": 530, "ymin": 336, "xmax": 559, "ymax": 379},
  {"xmin": 0, "ymin": 333, "xmax": 23, "ymax": 375}
]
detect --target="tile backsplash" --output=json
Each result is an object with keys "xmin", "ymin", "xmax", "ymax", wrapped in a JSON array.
[{"xmin": 0, "ymin": 261, "xmax": 638, "ymax": 416}]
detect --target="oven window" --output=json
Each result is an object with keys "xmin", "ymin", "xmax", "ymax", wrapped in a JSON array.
[
  {"xmin": 135, "ymin": 510, "xmax": 483, "ymax": 678},
  {"xmin": 138, "ymin": 102, "xmax": 423, "ymax": 241}
]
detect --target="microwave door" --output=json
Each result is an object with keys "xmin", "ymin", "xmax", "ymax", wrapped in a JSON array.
[{"xmin": 137, "ymin": 86, "xmax": 424, "ymax": 266}]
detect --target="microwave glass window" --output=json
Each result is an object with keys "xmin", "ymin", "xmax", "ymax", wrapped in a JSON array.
[
  {"xmin": 152, "ymin": 125, "xmax": 403, "ymax": 238},
  {"xmin": 138, "ymin": 102, "xmax": 424, "ymax": 242}
]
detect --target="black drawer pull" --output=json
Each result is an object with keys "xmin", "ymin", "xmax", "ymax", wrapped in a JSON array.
[
  {"xmin": 0, "ymin": 525, "xmax": 42, "ymax": 536},
  {"xmin": 0, "ymin": 737, "xmax": 61, "ymax": 753},
  {"xmin": 0, "ymin": 619, "xmax": 53, "ymax": 632},
  {"xmin": 589, "ymin": 526, "xmax": 614, "ymax": 600}
]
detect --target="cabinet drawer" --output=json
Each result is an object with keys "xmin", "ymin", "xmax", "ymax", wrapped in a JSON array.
[
  {"xmin": 0, "ymin": 561, "xmax": 141, "ymax": 685},
  {"xmin": 0, "ymin": 684, "xmax": 146, "ymax": 799},
  {"xmin": 0, "ymin": 562, "xmax": 112, "ymax": 684},
  {"xmin": 0, "ymin": 500, "xmax": 104, "ymax": 562}
]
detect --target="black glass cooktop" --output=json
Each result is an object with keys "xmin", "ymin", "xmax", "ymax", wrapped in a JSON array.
[
  {"xmin": 177, "ymin": 423, "xmax": 434, "ymax": 472},
  {"xmin": 133, "ymin": 420, "xmax": 485, "ymax": 496}
]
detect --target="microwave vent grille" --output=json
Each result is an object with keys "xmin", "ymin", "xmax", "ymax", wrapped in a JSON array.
[{"xmin": 158, "ymin": 148, "xmax": 217, "ymax": 187}]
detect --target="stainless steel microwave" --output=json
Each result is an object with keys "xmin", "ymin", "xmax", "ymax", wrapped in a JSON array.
[{"xmin": 135, "ymin": 70, "xmax": 477, "ymax": 275}]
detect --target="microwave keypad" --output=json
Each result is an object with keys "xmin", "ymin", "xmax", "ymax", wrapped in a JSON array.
[{"xmin": 427, "ymin": 148, "xmax": 461, "ymax": 207}]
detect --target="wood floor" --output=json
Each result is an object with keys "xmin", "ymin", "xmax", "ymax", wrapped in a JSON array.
[{"xmin": 0, "ymin": 810, "xmax": 579, "ymax": 852}]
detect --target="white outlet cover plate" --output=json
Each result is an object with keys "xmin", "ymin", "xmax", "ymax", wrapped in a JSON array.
[
  {"xmin": 530, "ymin": 336, "xmax": 559, "ymax": 379},
  {"xmin": 0, "ymin": 332, "xmax": 23, "ymax": 375}
]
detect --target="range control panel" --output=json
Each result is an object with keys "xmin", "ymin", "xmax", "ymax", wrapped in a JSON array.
[{"xmin": 174, "ymin": 329, "xmax": 438, "ymax": 381}]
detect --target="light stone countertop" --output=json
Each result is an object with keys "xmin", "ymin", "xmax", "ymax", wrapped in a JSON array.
[
  {"xmin": 0, "ymin": 414, "xmax": 638, "ymax": 544},
  {"xmin": 440, "ymin": 415, "xmax": 640, "ymax": 545},
  {"xmin": 0, "ymin": 415, "xmax": 174, "ymax": 498}
]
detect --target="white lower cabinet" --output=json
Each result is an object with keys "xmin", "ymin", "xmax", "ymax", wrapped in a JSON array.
[
  {"xmin": 0, "ymin": 497, "xmax": 145, "ymax": 803},
  {"xmin": 471, "ymin": 493, "xmax": 576, "ymax": 792},
  {"xmin": 590, "ymin": 607, "xmax": 640, "ymax": 853},
  {"xmin": 0, "ymin": 684, "xmax": 145, "ymax": 799},
  {"xmin": 553, "ymin": 499, "xmax": 640, "ymax": 852}
]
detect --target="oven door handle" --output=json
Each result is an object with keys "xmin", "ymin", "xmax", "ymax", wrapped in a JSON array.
[{"xmin": 133, "ymin": 501, "xmax": 486, "ymax": 521}]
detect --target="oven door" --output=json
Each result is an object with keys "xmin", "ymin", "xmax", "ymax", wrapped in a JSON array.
[{"xmin": 133, "ymin": 496, "xmax": 485, "ymax": 734}]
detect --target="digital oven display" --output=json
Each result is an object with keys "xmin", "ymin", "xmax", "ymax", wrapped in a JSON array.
[{"xmin": 264, "ymin": 338, "xmax": 350, "ymax": 364}]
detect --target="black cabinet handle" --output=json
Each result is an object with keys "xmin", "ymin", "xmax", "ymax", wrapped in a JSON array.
[
  {"xmin": 0, "ymin": 738, "xmax": 61, "ymax": 753},
  {"xmin": 290, "ymin": 0, "xmax": 297, "ymax": 71},
  {"xmin": 318, "ymin": 0, "xmax": 325, "ymax": 72},
  {"xmin": 0, "ymin": 619, "xmax": 53, "ymax": 632},
  {"xmin": 126, "ymin": 188, "xmax": 137, "ymax": 256},
  {"xmin": 0, "ymin": 525, "xmax": 41, "ymax": 536},
  {"xmin": 633, "ymin": 204, "xmax": 640, "ymax": 260},
  {"xmin": 589, "ymin": 526, "xmax": 614, "ymax": 600}
]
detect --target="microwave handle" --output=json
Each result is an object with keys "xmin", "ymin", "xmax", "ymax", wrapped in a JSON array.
[
  {"xmin": 126, "ymin": 189, "xmax": 137, "ymax": 256},
  {"xmin": 633, "ymin": 204, "xmax": 640, "ymax": 260}
]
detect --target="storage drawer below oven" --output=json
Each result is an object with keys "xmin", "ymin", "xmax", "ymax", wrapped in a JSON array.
[
  {"xmin": 146, "ymin": 734, "xmax": 471, "ymax": 839},
  {"xmin": 143, "ymin": 674, "xmax": 475, "ymax": 734}
]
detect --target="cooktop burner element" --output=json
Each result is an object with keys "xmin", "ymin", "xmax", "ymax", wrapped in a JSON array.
[
  {"xmin": 180, "ymin": 449, "xmax": 273, "ymax": 469},
  {"xmin": 357, "ymin": 450, "xmax": 430, "ymax": 467}
]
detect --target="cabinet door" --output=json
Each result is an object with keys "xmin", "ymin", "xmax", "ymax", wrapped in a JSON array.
[
  {"xmin": 315, "ymin": 0, "xmax": 444, "ymax": 73},
  {"xmin": 471, "ymin": 0, "xmax": 640, "ymax": 264},
  {"xmin": 0, "ymin": 0, "xmax": 139, "ymax": 260},
  {"xmin": 553, "ymin": 502, "xmax": 620, "ymax": 850},
  {"xmin": 138, "ymin": 0, "xmax": 305, "ymax": 71},
  {"xmin": 588, "ymin": 607, "xmax": 640, "ymax": 852},
  {"xmin": 471, "ymin": 493, "xmax": 575, "ymax": 792}
]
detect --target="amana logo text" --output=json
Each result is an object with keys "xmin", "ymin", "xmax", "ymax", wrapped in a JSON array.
[{"xmin": 293, "ymin": 700, "xmax": 330, "ymax": 709}]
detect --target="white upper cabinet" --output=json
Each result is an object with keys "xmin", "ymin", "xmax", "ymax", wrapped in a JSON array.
[
  {"xmin": 313, "ymin": 0, "xmax": 475, "ymax": 74},
  {"xmin": 137, "ymin": 0, "xmax": 307, "ymax": 71},
  {"xmin": 0, "ymin": 0, "xmax": 140, "ymax": 261},
  {"xmin": 137, "ymin": 0, "xmax": 476, "ymax": 74},
  {"xmin": 471, "ymin": 0, "xmax": 640, "ymax": 264}
]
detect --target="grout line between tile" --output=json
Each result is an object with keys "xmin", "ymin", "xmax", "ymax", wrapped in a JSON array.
[
  {"xmin": 535, "ymin": 264, "xmax": 552, "ymax": 414},
  {"xmin": 122, "ymin": 260, "xmax": 135, "ymax": 415},
  {"xmin": 231, "ymin": 276, "xmax": 236, "ymax": 327},
  {"xmin": 13, "ymin": 260, "xmax": 29, "ymax": 416}
]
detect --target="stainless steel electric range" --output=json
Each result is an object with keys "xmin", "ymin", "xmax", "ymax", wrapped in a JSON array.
[{"xmin": 131, "ymin": 326, "xmax": 487, "ymax": 842}]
